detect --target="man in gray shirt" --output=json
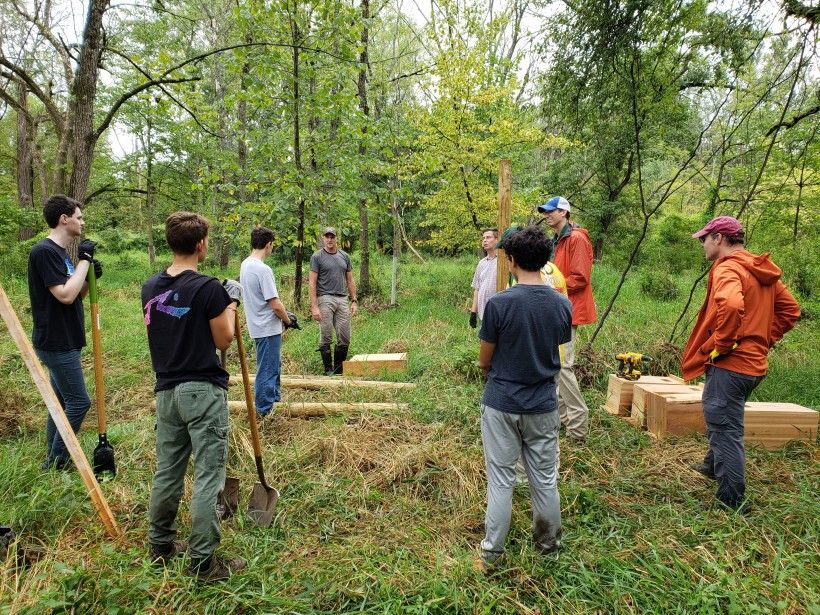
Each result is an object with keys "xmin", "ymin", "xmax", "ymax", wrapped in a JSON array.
[
  {"xmin": 309, "ymin": 227, "xmax": 358, "ymax": 375},
  {"xmin": 240, "ymin": 227, "xmax": 294, "ymax": 416}
]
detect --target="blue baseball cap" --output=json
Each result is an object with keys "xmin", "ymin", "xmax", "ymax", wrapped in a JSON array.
[{"xmin": 537, "ymin": 196, "xmax": 571, "ymax": 213}]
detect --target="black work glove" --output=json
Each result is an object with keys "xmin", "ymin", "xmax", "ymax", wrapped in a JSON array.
[
  {"xmin": 285, "ymin": 311, "xmax": 302, "ymax": 330},
  {"xmin": 78, "ymin": 239, "xmax": 96, "ymax": 262},
  {"xmin": 469, "ymin": 311, "xmax": 478, "ymax": 328},
  {"xmin": 222, "ymin": 279, "xmax": 242, "ymax": 306}
]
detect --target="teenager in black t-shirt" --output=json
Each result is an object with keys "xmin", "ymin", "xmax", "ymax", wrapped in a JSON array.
[
  {"xmin": 28, "ymin": 195, "xmax": 98, "ymax": 471},
  {"xmin": 142, "ymin": 211, "xmax": 246, "ymax": 582}
]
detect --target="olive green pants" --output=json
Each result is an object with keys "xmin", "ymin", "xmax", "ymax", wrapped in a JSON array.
[{"xmin": 148, "ymin": 381, "xmax": 229, "ymax": 561}]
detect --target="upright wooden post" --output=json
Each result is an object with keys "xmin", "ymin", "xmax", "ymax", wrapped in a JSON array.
[
  {"xmin": 497, "ymin": 160, "xmax": 512, "ymax": 291},
  {"xmin": 0, "ymin": 283, "xmax": 121, "ymax": 540}
]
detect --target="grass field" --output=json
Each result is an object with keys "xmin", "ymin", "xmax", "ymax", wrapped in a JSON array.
[{"xmin": 0, "ymin": 251, "xmax": 818, "ymax": 614}]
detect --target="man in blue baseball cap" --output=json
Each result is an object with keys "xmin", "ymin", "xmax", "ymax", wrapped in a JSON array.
[{"xmin": 537, "ymin": 196, "xmax": 597, "ymax": 443}]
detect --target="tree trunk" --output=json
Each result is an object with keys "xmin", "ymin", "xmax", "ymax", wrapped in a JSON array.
[
  {"xmin": 67, "ymin": 0, "xmax": 110, "ymax": 202},
  {"xmin": 16, "ymin": 82, "xmax": 35, "ymax": 240},
  {"xmin": 145, "ymin": 120, "xmax": 156, "ymax": 267},
  {"xmin": 291, "ymin": 18, "xmax": 306, "ymax": 306},
  {"xmin": 356, "ymin": 0, "xmax": 371, "ymax": 297}
]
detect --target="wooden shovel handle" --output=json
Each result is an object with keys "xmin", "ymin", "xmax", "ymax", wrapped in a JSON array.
[
  {"xmin": 88, "ymin": 268, "xmax": 107, "ymax": 434},
  {"xmin": 234, "ymin": 310, "xmax": 262, "ymax": 459}
]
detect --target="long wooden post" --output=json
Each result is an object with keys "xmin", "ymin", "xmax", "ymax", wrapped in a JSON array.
[
  {"xmin": 0, "ymin": 283, "xmax": 121, "ymax": 539},
  {"xmin": 497, "ymin": 160, "xmax": 512, "ymax": 291}
]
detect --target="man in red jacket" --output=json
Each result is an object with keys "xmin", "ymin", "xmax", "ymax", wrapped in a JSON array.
[
  {"xmin": 538, "ymin": 196, "xmax": 597, "ymax": 443},
  {"xmin": 683, "ymin": 216, "xmax": 800, "ymax": 511}
]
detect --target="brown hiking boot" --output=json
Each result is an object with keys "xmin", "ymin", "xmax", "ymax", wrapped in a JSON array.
[
  {"xmin": 188, "ymin": 554, "xmax": 247, "ymax": 582},
  {"xmin": 150, "ymin": 540, "xmax": 188, "ymax": 566}
]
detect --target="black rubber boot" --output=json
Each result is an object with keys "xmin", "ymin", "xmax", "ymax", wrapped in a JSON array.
[
  {"xmin": 319, "ymin": 347, "xmax": 333, "ymax": 375},
  {"xmin": 333, "ymin": 345, "xmax": 349, "ymax": 375}
]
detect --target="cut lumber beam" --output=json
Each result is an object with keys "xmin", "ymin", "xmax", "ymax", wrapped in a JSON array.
[
  {"xmin": 226, "ymin": 400, "xmax": 409, "ymax": 418},
  {"xmin": 603, "ymin": 374, "xmax": 685, "ymax": 416},
  {"xmin": 646, "ymin": 391, "xmax": 705, "ymax": 438},
  {"xmin": 744, "ymin": 402, "xmax": 818, "ymax": 449},
  {"xmin": 343, "ymin": 353, "xmax": 408, "ymax": 377},
  {"xmin": 632, "ymin": 382, "xmax": 703, "ymax": 427},
  {"xmin": 0, "ymin": 284, "xmax": 121, "ymax": 539},
  {"xmin": 229, "ymin": 375, "xmax": 415, "ymax": 390}
]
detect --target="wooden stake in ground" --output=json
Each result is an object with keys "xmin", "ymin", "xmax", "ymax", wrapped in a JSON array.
[
  {"xmin": 497, "ymin": 159, "xmax": 512, "ymax": 291},
  {"xmin": 0, "ymin": 283, "xmax": 121, "ymax": 540}
]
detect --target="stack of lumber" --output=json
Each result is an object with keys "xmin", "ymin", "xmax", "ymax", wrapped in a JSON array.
[
  {"xmin": 744, "ymin": 402, "xmax": 818, "ymax": 449},
  {"xmin": 602, "ymin": 374, "xmax": 684, "ymax": 416},
  {"xmin": 646, "ymin": 391, "xmax": 706, "ymax": 438},
  {"xmin": 632, "ymin": 382, "xmax": 703, "ymax": 428}
]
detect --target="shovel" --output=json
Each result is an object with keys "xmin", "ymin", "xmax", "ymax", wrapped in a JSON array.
[
  {"xmin": 217, "ymin": 349, "xmax": 240, "ymax": 520},
  {"xmin": 88, "ymin": 264, "xmax": 115, "ymax": 478},
  {"xmin": 234, "ymin": 310, "xmax": 279, "ymax": 526}
]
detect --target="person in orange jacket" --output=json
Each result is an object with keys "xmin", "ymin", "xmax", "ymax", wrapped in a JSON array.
[
  {"xmin": 682, "ymin": 216, "xmax": 800, "ymax": 511},
  {"xmin": 538, "ymin": 196, "xmax": 596, "ymax": 443}
]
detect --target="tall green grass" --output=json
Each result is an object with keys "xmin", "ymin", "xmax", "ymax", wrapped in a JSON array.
[{"xmin": 0, "ymin": 251, "xmax": 817, "ymax": 614}]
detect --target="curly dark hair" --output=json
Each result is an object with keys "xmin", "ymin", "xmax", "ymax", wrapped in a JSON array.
[
  {"xmin": 43, "ymin": 195, "xmax": 81, "ymax": 228},
  {"xmin": 503, "ymin": 225, "xmax": 551, "ymax": 272},
  {"xmin": 251, "ymin": 226, "xmax": 274, "ymax": 249}
]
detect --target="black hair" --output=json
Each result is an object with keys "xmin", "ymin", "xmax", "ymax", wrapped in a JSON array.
[
  {"xmin": 503, "ymin": 225, "xmax": 551, "ymax": 272},
  {"xmin": 165, "ymin": 211, "xmax": 209, "ymax": 255},
  {"xmin": 723, "ymin": 230, "xmax": 745, "ymax": 246},
  {"xmin": 43, "ymin": 195, "xmax": 81, "ymax": 228},
  {"xmin": 251, "ymin": 226, "xmax": 274, "ymax": 249}
]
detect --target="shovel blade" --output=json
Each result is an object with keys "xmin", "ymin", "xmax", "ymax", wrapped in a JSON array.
[
  {"xmin": 92, "ymin": 439, "xmax": 116, "ymax": 478},
  {"xmin": 247, "ymin": 482, "xmax": 279, "ymax": 527},
  {"xmin": 217, "ymin": 476, "xmax": 241, "ymax": 520}
]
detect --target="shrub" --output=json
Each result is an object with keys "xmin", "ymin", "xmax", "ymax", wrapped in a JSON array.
[{"xmin": 640, "ymin": 268, "xmax": 680, "ymax": 301}]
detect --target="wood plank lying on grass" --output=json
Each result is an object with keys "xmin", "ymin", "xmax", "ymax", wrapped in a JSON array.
[
  {"xmin": 226, "ymin": 400, "xmax": 410, "ymax": 418},
  {"xmin": 744, "ymin": 402, "xmax": 818, "ymax": 449},
  {"xmin": 229, "ymin": 375, "xmax": 416, "ymax": 389},
  {"xmin": 603, "ymin": 374, "xmax": 686, "ymax": 416},
  {"xmin": 343, "ymin": 353, "xmax": 408, "ymax": 377}
]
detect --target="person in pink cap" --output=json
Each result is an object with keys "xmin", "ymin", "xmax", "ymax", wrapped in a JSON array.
[{"xmin": 682, "ymin": 215, "xmax": 800, "ymax": 512}]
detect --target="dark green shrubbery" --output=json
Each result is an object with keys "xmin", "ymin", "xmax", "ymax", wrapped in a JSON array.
[{"xmin": 640, "ymin": 267, "xmax": 680, "ymax": 301}]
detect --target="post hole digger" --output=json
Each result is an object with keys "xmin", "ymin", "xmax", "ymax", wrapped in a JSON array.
[{"xmin": 88, "ymin": 263, "xmax": 116, "ymax": 478}]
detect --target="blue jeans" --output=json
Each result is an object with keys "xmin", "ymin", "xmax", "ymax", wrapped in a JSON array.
[
  {"xmin": 254, "ymin": 334, "xmax": 282, "ymax": 415},
  {"xmin": 35, "ymin": 348, "xmax": 91, "ymax": 469},
  {"xmin": 701, "ymin": 366, "xmax": 762, "ymax": 508}
]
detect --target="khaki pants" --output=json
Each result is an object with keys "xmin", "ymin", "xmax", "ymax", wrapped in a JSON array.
[
  {"xmin": 318, "ymin": 295, "xmax": 351, "ymax": 348},
  {"xmin": 558, "ymin": 326, "xmax": 589, "ymax": 440}
]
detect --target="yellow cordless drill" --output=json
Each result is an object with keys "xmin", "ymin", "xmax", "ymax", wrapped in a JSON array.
[{"xmin": 615, "ymin": 352, "xmax": 652, "ymax": 381}]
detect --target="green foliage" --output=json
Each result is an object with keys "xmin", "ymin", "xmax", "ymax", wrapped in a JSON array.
[{"xmin": 640, "ymin": 268, "xmax": 681, "ymax": 301}]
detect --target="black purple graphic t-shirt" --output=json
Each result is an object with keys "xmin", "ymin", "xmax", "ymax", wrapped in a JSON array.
[
  {"xmin": 142, "ymin": 269, "xmax": 232, "ymax": 392},
  {"xmin": 27, "ymin": 239, "xmax": 86, "ymax": 351}
]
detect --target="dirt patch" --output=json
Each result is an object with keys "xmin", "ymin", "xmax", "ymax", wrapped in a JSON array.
[{"xmin": 0, "ymin": 388, "xmax": 29, "ymax": 437}]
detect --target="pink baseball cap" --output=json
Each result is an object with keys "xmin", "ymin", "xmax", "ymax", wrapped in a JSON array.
[{"xmin": 692, "ymin": 216, "xmax": 743, "ymax": 239}]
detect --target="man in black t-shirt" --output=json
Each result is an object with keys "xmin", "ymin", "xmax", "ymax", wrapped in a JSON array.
[
  {"xmin": 476, "ymin": 226, "xmax": 572, "ymax": 570},
  {"xmin": 142, "ymin": 211, "xmax": 245, "ymax": 583},
  {"xmin": 28, "ymin": 195, "xmax": 98, "ymax": 470}
]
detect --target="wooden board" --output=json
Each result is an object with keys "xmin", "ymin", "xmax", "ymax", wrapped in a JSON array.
[
  {"xmin": 230, "ymin": 375, "xmax": 415, "ymax": 390},
  {"xmin": 603, "ymin": 375, "xmax": 684, "ymax": 416},
  {"xmin": 0, "ymin": 284, "xmax": 121, "ymax": 539},
  {"xmin": 343, "ymin": 353, "xmax": 408, "ymax": 377},
  {"xmin": 744, "ymin": 402, "xmax": 818, "ymax": 450},
  {"xmin": 226, "ymin": 400, "xmax": 409, "ymax": 419},
  {"xmin": 632, "ymin": 382, "xmax": 703, "ymax": 427},
  {"xmin": 646, "ymin": 391, "xmax": 706, "ymax": 438}
]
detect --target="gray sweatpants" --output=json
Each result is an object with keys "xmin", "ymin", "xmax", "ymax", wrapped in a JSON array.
[
  {"xmin": 480, "ymin": 404, "xmax": 562, "ymax": 562},
  {"xmin": 558, "ymin": 326, "xmax": 589, "ymax": 440}
]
